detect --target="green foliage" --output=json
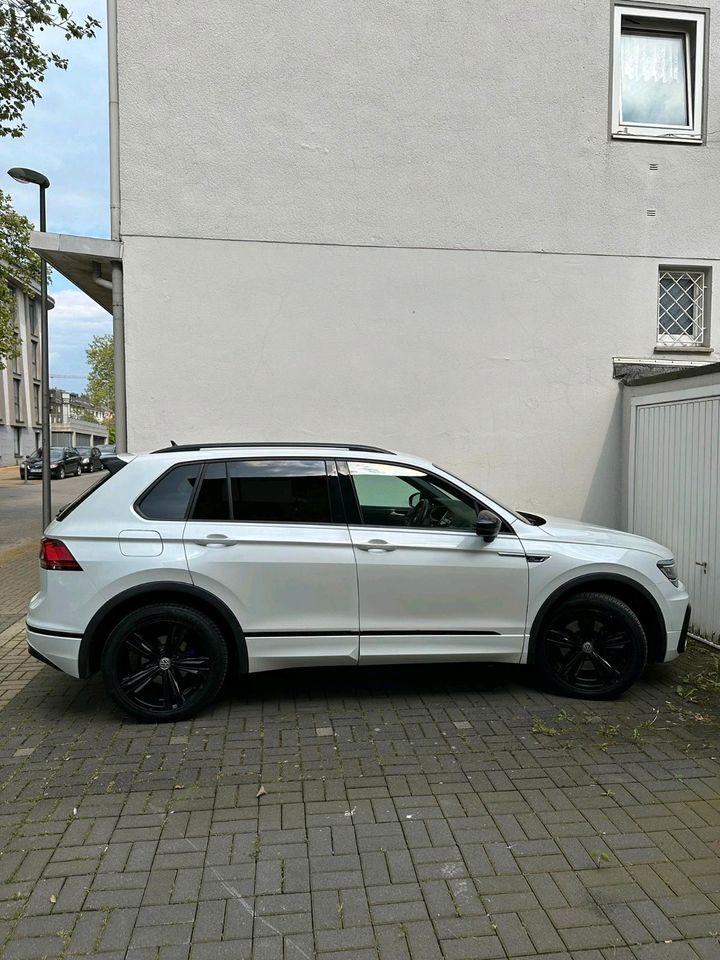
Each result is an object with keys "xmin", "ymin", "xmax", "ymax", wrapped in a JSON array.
[
  {"xmin": 0, "ymin": 0, "xmax": 100, "ymax": 138},
  {"xmin": 86, "ymin": 332, "xmax": 114, "ymax": 412},
  {"xmin": 0, "ymin": 187, "xmax": 42, "ymax": 369}
]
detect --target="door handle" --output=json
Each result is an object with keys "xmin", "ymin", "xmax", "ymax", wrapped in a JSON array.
[
  {"xmin": 356, "ymin": 539, "xmax": 396, "ymax": 553},
  {"xmin": 195, "ymin": 534, "xmax": 235, "ymax": 547}
]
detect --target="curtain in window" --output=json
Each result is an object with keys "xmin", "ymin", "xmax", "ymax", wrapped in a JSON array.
[{"xmin": 621, "ymin": 32, "xmax": 688, "ymax": 126}]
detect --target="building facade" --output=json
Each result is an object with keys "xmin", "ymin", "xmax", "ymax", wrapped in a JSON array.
[
  {"xmin": 37, "ymin": 1, "xmax": 720, "ymax": 526},
  {"xmin": 49, "ymin": 389, "xmax": 110, "ymax": 448},
  {"xmin": 0, "ymin": 282, "xmax": 43, "ymax": 464}
]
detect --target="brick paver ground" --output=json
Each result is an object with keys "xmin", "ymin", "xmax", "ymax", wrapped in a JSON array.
[
  {"xmin": 0, "ymin": 602, "xmax": 718, "ymax": 960},
  {"xmin": 0, "ymin": 543, "xmax": 38, "ymax": 634}
]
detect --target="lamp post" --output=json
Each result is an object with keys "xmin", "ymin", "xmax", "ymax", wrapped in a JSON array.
[{"xmin": 8, "ymin": 167, "xmax": 52, "ymax": 530}]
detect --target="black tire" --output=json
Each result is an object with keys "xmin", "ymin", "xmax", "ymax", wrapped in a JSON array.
[
  {"xmin": 534, "ymin": 591, "xmax": 647, "ymax": 699},
  {"xmin": 57, "ymin": 466, "xmax": 65, "ymax": 480},
  {"xmin": 101, "ymin": 604, "xmax": 229, "ymax": 722}
]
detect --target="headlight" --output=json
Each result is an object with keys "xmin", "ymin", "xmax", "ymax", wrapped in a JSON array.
[
  {"xmin": 82, "ymin": 458, "xmax": 89, "ymax": 463},
  {"xmin": 657, "ymin": 559, "xmax": 679, "ymax": 587}
]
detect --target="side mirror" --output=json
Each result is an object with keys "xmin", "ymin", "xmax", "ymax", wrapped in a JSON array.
[{"xmin": 475, "ymin": 510, "xmax": 502, "ymax": 543}]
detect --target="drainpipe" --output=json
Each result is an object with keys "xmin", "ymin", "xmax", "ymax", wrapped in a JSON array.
[{"xmin": 107, "ymin": 0, "xmax": 127, "ymax": 452}]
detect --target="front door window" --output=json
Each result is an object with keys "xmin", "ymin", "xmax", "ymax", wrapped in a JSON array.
[{"xmin": 348, "ymin": 461, "xmax": 479, "ymax": 531}]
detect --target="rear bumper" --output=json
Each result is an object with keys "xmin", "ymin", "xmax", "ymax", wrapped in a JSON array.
[{"xmin": 26, "ymin": 624, "xmax": 82, "ymax": 678}]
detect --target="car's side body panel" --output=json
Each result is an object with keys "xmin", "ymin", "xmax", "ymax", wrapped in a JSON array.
[
  {"xmin": 183, "ymin": 520, "xmax": 360, "ymax": 671},
  {"xmin": 350, "ymin": 527, "xmax": 528, "ymax": 662}
]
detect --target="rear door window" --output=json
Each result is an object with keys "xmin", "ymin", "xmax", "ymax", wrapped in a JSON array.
[{"xmin": 228, "ymin": 459, "xmax": 332, "ymax": 523}]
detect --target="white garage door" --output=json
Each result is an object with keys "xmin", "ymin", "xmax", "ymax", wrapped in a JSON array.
[{"xmin": 630, "ymin": 392, "xmax": 719, "ymax": 641}]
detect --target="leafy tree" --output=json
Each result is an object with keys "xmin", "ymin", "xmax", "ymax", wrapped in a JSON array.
[
  {"xmin": 86, "ymin": 332, "xmax": 114, "ymax": 412},
  {"xmin": 0, "ymin": 0, "xmax": 100, "ymax": 138},
  {"xmin": 0, "ymin": 187, "xmax": 42, "ymax": 369}
]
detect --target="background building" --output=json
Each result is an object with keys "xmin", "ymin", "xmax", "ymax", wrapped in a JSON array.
[
  {"xmin": 49, "ymin": 388, "xmax": 110, "ymax": 448},
  {"xmin": 0, "ymin": 281, "xmax": 45, "ymax": 463},
  {"xmin": 37, "ymin": 0, "xmax": 720, "ymax": 526}
]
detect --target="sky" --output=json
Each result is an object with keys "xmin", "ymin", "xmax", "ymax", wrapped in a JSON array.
[{"xmin": 0, "ymin": 0, "xmax": 110, "ymax": 392}]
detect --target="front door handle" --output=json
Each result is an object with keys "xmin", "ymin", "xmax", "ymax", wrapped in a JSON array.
[{"xmin": 356, "ymin": 539, "xmax": 396, "ymax": 553}]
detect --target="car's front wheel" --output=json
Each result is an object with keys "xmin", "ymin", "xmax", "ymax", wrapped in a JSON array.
[
  {"xmin": 101, "ymin": 604, "xmax": 229, "ymax": 721},
  {"xmin": 534, "ymin": 592, "xmax": 647, "ymax": 699},
  {"xmin": 57, "ymin": 466, "xmax": 65, "ymax": 480}
]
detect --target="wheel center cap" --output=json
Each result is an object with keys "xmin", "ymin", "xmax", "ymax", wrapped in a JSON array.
[
  {"xmin": 582, "ymin": 641, "xmax": 593, "ymax": 654},
  {"xmin": 159, "ymin": 657, "xmax": 171, "ymax": 671}
]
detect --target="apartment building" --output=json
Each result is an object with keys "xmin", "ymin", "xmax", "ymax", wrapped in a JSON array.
[
  {"xmin": 36, "ymin": 1, "xmax": 720, "ymax": 525},
  {"xmin": 0, "ymin": 282, "xmax": 44, "ymax": 463}
]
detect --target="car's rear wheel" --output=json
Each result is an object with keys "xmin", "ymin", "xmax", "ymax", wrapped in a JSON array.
[
  {"xmin": 535, "ymin": 592, "xmax": 647, "ymax": 699},
  {"xmin": 101, "ymin": 604, "xmax": 229, "ymax": 722}
]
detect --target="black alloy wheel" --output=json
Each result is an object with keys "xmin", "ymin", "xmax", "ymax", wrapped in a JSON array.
[
  {"xmin": 57, "ymin": 466, "xmax": 65, "ymax": 480},
  {"xmin": 535, "ymin": 592, "xmax": 647, "ymax": 699},
  {"xmin": 102, "ymin": 604, "xmax": 228, "ymax": 722}
]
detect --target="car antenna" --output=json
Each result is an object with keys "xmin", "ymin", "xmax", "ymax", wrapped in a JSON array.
[{"xmin": 170, "ymin": 440, "xmax": 177, "ymax": 446}]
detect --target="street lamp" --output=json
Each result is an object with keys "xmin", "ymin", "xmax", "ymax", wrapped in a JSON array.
[{"xmin": 8, "ymin": 167, "xmax": 52, "ymax": 530}]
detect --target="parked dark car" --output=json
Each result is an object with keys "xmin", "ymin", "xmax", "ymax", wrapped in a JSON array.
[
  {"xmin": 75, "ymin": 446, "xmax": 103, "ymax": 473},
  {"xmin": 96, "ymin": 444, "xmax": 116, "ymax": 468},
  {"xmin": 19, "ymin": 447, "xmax": 82, "ymax": 480}
]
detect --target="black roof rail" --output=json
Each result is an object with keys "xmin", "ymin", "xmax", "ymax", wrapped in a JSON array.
[{"xmin": 150, "ymin": 442, "xmax": 395, "ymax": 455}]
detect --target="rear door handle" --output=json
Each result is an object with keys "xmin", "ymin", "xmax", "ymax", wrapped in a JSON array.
[
  {"xmin": 195, "ymin": 534, "xmax": 235, "ymax": 547},
  {"xmin": 356, "ymin": 539, "xmax": 396, "ymax": 553}
]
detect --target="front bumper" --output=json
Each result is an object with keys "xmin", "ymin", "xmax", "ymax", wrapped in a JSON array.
[
  {"xmin": 662, "ymin": 587, "xmax": 691, "ymax": 661},
  {"xmin": 26, "ymin": 624, "xmax": 82, "ymax": 677}
]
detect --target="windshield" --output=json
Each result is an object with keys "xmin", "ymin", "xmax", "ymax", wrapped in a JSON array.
[
  {"xmin": 98, "ymin": 445, "xmax": 115, "ymax": 453},
  {"xmin": 29, "ymin": 447, "xmax": 65, "ymax": 459},
  {"xmin": 76, "ymin": 447, "xmax": 92, "ymax": 455}
]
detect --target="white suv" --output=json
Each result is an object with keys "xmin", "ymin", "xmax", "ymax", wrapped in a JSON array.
[{"xmin": 26, "ymin": 443, "xmax": 691, "ymax": 722}]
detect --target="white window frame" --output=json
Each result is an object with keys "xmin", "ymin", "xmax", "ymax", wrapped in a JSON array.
[
  {"xmin": 657, "ymin": 266, "xmax": 710, "ymax": 347},
  {"xmin": 611, "ymin": 5, "xmax": 706, "ymax": 143}
]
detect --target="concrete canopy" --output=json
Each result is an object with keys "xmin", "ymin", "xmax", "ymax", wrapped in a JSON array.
[{"xmin": 29, "ymin": 232, "xmax": 122, "ymax": 313}]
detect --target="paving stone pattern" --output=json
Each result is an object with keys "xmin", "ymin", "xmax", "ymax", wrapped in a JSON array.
[
  {"xmin": 0, "ymin": 544, "xmax": 38, "ymax": 635},
  {"xmin": 0, "ymin": 634, "xmax": 718, "ymax": 960}
]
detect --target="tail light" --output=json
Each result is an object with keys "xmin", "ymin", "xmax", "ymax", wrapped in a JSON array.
[{"xmin": 40, "ymin": 537, "xmax": 83, "ymax": 571}]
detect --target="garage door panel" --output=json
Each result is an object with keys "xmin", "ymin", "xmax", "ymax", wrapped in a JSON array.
[{"xmin": 631, "ymin": 396, "xmax": 719, "ymax": 640}]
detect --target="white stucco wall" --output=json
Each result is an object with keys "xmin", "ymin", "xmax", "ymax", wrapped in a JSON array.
[
  {"xmin": 117, "ymin": 0, "xmax": 720, "ymax": 255},
  {"xmin": 123, "ymin": 237, "xmax": 717, "ymax": 524},
  {"xmin": 115, "ymin": 0, "xmax": 720, "ymax": 525}
]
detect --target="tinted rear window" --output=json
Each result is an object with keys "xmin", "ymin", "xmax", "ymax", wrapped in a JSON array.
[
  {"xmin": 229, "ymin": 459, "xmax": 331, "ymax": 523},
  {"xmin": 192, "ymin": 461, "xmax": 231, "ymax": 521},
  {"xmin": 138, "ymin": 463, "xmax": 200, "ymax": 520}
]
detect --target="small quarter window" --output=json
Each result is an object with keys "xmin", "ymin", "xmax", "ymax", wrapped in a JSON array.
[
  {"xmin": 138, "ymin": 463, "xmax": 200, "ymax": 520},
  {"xmin": 228, "ymin": 459, "xmax": 332, "ymax": 523}
]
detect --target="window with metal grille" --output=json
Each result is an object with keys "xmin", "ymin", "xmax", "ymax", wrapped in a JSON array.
[{"xmin": 657, "ymin": 268, "xmax": 708, "ymax": 346}]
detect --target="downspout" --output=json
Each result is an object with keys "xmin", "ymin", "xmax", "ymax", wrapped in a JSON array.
[{"xmin": 107, "ymin": 0, "xmax": 127, "ymax": 452}]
